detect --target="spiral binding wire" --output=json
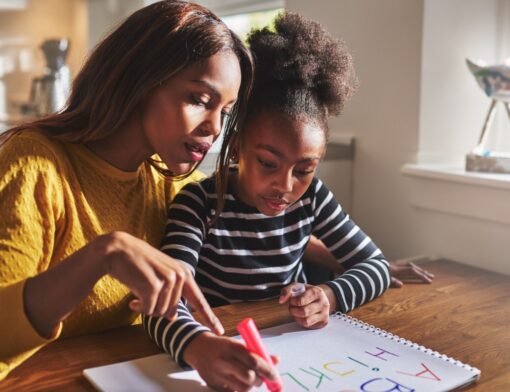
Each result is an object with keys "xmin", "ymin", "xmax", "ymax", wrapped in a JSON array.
[{"xmin": 333, "ymin": 312, "xmax": 481, "ymax": 376}]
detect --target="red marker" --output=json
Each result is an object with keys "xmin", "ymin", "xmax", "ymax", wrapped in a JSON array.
[{"xmin": 237, "ymin": 318, "xmax": 282, "ymax": 392}]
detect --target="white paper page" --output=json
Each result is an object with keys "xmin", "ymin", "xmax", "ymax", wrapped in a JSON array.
[{"xmin": 84, "ymin": 315, "xmax": 480, "ymax": 392}]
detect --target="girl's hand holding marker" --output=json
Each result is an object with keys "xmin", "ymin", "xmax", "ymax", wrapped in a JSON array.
[{"xmin": 279, "ymin": 283, "xmax": 332, "ymax": 329}]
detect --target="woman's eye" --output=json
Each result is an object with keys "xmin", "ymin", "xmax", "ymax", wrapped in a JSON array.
[{"xmin": 191, "ymin": 94, "xmax": 210, "ymax": 106}]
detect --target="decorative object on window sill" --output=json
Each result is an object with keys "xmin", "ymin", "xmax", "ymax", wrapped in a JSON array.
[{"xmin": 465, "ymin": 58, "xmax": 510, "ymax": 174}]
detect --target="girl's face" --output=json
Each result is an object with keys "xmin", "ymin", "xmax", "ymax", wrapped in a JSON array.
[
  {"xmin": 142, "ymin": 51, "xmax": 241, "ymax": 175},
  {"xmin": 234, "ymin": 112, "xmax": 326, "ymax": 216}
]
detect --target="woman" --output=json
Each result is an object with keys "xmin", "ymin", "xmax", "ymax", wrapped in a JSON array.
[{"xmin": 0, "ymin": 0, "xmax": 253, "ymax": 380}]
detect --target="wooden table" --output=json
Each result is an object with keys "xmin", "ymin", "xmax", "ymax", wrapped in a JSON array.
[{"xmin": 2, "ymin": 259, "xmax": 509, "ymax": 391}]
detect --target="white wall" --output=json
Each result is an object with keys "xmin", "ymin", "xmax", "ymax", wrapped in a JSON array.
[
  {"xmin": 412, "ymin": 0, "xmax": 510, "ymax": 275},
  {"xmin": 286, "ymin": 0, "xmax": 424, "ymax": 260},
  {"xmin": 86, "ymin": 0, "xmax": 145, "ymax": 51},
  {"xmin": 419, "ymin": 0, "xmax": 505, "ymax": 165},
  {"xmin": 287, "ymin": 0, "xmax": 510, "ymax": 275}
]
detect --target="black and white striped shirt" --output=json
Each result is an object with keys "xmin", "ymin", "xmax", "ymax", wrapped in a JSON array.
[{"xmin": 143, "ymin": 175, "xmax": 390, "ymax": 367}]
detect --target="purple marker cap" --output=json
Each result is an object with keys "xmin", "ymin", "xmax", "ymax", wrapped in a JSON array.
[{"xmin": 290, "ymin": 283, "xmax": 306, "ymax": 297}]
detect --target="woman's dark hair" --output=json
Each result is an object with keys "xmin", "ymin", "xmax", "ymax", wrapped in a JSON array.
[{"xmin": 1, "ymin": 0, "xmax": 253, "ymax": 198}]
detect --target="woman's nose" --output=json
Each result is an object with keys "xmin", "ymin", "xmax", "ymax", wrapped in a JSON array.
[
  {"xmin": 197, "ymin": 109, "xmax": 223, "ymax": 138},
  {"xmin": 209, "ymin": 109, "xmax": 224, "ymax": 138}
]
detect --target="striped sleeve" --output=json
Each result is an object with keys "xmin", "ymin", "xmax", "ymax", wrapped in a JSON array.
[
  {"xmin": 142, "ymin": 181, "xmax": 212, "ymax": 367},
  {"xmin": 311, "ymin": 179, "xmax": 390, "ymax": 313},
  {"xmin": 142, "ymin": 302, "xmax": 210, "ymax": 368},
  {"xmin": 159, "ymin": 182, "xmax": 211, "ymax": 272}
]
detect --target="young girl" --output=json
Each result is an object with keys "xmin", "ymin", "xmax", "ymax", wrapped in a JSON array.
[
  {"xmin": 143, "ymin": 12, "xmax": 390, "ymax": 391},
  {"xmin": 0, "ymin": 0, "xmax": 254, "ymax": 380}
]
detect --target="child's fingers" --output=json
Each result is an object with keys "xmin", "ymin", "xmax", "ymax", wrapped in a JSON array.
[
  {"xmin": 408, "ymin": 265, "xmax": 434, "ymax": 283},
  {"xmin": 419, "ymin": 274, "xmax": 433, "ymax": 283},
  {"xmin": 279, "ymin": 283, "xmax": 304, "ymax": 304},
  {"xmin": 406, "ymin": 262, "xmax": 435, "ymax": 280},
  {"xmin": 278, "ymin": 290, "xmax": 292, "ymax": 304},
  {"xmin": 289, "ymin": 300, "xmax": 324, "ymax": 318},
  {"xmin": 390, "ymin": 277, "xmax": 404, "ymax": 288},
  {"xmin": 294, "ymin": 312, "xmax": 328, "ymax": 329},
  {"xmin": 289, "ymin": 286, "xmax": 318, "ymax": 307},
  {"xmin": 231, "ymin": 341, "xmax": 279, "ymax": 382},
  {"xmin": 422, "ymin": 269, "xmax": 435, "ymax": 279},
  {"xmin": 252, "ymin": 355, "xmax": 280, "ymax": 382}
]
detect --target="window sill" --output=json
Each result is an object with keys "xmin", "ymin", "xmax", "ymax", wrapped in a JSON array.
[
  {"xmin": 401, "ymin": 163, "xmax": 510, "ymax": 190},
  {"xmin": 401, "ymin": 163, "xmax": 510, "ymax": 225}
]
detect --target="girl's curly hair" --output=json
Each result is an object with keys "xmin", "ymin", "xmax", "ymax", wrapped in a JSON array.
[
  {"xmin": 245, "ymin": 11, "xmax": 357, "ymax": 129},
  {"xmin": 211, "ymin": 12, "xmax": 356, "ymax": 224}
]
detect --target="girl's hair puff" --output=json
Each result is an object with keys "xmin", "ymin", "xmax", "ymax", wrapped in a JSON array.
[
  {"xmin": 244, "ymin": 11, "xmax": 357, "ymax": 132},
  {"xmin": 210, "ymin": 12, "xmax": 357, "ymax": 224}
]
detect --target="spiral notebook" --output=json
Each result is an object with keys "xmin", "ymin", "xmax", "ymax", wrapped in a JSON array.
[{"xmin": 84, "ymin": 313, "xmax": 480, "ymax": 392}]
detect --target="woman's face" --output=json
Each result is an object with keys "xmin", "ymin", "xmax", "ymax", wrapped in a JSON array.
[
  {"xmin": 234, "ymin": 112, "xmax": 326, "ymax": 216},
  {"xmin": 142, "ymin": 51, "xmax": 242, "ymax": 175}
]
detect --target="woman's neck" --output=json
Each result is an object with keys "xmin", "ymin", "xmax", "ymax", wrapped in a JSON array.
[{"xmin": 85, "ymin": 111, "xmax": 153, "ymax": 172}]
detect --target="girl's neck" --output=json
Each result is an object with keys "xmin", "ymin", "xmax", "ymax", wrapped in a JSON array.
[{"xmin": 229, "ymin": 169, "xmax": 254, "ymax": 208}]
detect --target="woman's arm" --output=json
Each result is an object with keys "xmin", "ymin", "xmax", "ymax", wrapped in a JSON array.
[{"xmin": 24, "ymin": 232, "xmax": 223, "ymax": 338}]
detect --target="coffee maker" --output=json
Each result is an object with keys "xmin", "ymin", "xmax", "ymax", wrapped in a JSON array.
[{"xmin": 26, "ymin": 38, "xmax": 71, "ymax": 117}]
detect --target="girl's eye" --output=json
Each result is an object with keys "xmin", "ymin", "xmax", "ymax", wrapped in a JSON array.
[
  {"xmin": 294, "ymin": 166, "xmax": 316, "ymax": 177},
  {"xmin": 294, "ymin": 169, "xmax": 314, "ymax": 177},
  {"xmin": 258, "ymin": 158, "xmax": 277, "ymax": 170}
]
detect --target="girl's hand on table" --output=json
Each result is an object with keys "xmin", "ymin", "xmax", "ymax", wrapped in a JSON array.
[
  {"xmin": 279, "ymin": 283, "xmax": 332, "ymax": 329},
  {"xmin": 389, "ymin": 259, "xmax": 434, "ymax": 288}
]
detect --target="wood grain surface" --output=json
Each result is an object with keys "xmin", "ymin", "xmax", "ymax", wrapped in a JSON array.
[{"xmin": 2, "ymin": 259, "xmax": 509, "ymax": 391}]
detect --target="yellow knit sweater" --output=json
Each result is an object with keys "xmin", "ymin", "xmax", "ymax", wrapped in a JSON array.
[{"xmin": 0, "ymin": 130, "xmax": 203, "ymax": 380}]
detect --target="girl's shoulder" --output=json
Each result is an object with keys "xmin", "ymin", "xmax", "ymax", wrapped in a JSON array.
[
  {"xmin": 303, "ymin": 176, "xmax": 323, "ymax": 198},
  {"xmin": 174, "ymin": 172, "xmax": 217, "ymax": 200},
  {"xmin": 303, "ymin": 176, "xmax": 338, "ymax": 209},
  {"xmin": 167, "ymin": 169, "xmax": 208, "ymax": 201}
]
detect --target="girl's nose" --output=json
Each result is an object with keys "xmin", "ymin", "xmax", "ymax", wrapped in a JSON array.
[{"xmin": 274, "ymin": 170, "xmax": 293, "ymax": 193}]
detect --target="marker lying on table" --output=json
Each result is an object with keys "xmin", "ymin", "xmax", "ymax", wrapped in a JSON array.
[{"xmin": 237, "ymin": 318, "xmax": 282, "ymax": 392}]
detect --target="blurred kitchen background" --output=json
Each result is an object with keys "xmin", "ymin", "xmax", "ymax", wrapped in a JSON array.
[{"xmin": 1, "ymin": 0, "xmax": 509, "ymax": 276}]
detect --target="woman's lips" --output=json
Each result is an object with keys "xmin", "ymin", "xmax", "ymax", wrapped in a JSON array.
[{"xmin": 185, "ymin": 142, "xmax": 211, "ymax": 162}]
